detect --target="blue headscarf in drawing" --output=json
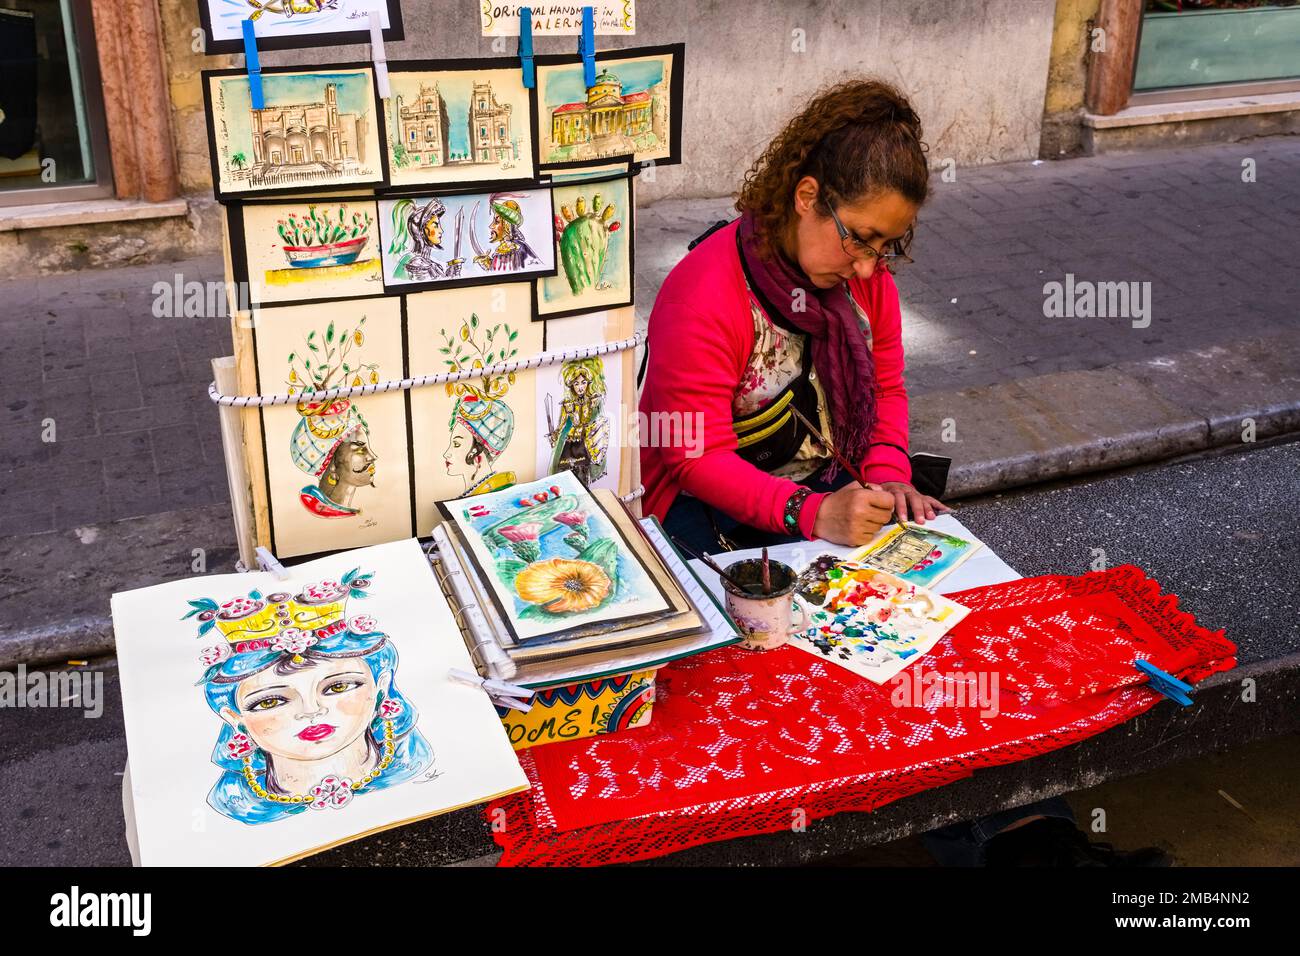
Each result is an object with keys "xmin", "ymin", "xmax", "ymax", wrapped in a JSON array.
[{"xmin": 185, "ymin": 569, "xmax": 432, "ymax": 826}]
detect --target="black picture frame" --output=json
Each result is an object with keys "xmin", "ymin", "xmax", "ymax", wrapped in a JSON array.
[
  {"xmin": 226, "ymin": 194, "xmax": 386, "ymax": 310},
  {"xmin": 247, "ymin": 294, "xmax": 417, "ymax": 559},
  {"xmin": 533, "ymin": 42, "xmax": 685, "ymax": 172},
  {"xmin": 375, "ymin": 183, "xmax": 560, "ymax": 296},
  {"xmin": 202, "ymin": 62, "xmax": 391, "ymax": 203},
  {"xmin": 378, "ymin": 56, "xmax": 544, "ymax": 196},
  {"xmin": 531, "ymin": 167, "xmax": 636, "ymax": 321},
  {"xmin": 196, "ymin": 0, "xmax": 405, "ymax": 56}
]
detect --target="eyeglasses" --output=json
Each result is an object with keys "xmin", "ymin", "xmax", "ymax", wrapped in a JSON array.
[{"xmin": 826, "ymin": 200, "xmax": 913, "ymax": 270}]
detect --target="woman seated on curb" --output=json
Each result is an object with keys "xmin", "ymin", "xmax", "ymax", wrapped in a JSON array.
[{"xmin": 638, "ymin": 78, "xmax": 1167, "ymax": 868}]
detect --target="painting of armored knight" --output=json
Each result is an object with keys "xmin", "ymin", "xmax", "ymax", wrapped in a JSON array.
[{"xmin": 379, "ymin": 188, "xmax": 554, "ymax": 290}]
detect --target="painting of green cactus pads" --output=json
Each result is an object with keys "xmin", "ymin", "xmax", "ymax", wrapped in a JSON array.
[
  {"xmin": 436, "ymin": 470, "xmax": 671, "ymax": 645},
  {"xmin": 535, "ymin": 174, "xmax": 633, "ymax": 319}
]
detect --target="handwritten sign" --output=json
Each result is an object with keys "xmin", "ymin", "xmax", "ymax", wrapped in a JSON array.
[{"xmin": 481, "ymin": 1, "xmax": 636, "ymax": 36}]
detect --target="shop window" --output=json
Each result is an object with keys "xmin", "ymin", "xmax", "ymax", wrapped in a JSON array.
[
  {"xmin": 1135, "ymin": 0, "xmax": 1300, "ymax": 91},
  {"xmin": 0, "ymin": 0, "xmax": 112, "ymax": 205}
]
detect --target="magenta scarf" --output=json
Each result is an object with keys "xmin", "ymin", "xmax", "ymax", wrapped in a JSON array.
[{"xmin": 737, "ymin": 211, "xmax": 877, "ymax": 480}]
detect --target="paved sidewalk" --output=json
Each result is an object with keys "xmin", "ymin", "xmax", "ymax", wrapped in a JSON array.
[{"xmin": 0, "ymin": 136, "xmax": 1297, "ymax": 541}]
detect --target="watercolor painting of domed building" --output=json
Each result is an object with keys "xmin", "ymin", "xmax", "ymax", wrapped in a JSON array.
[
  {"xmin": 535, "ymin": 45, "xmax": 683, "ymax": 170},
  {"xmin": 203, "ymin": 66, "xmax": 386, "ymax": 200}
]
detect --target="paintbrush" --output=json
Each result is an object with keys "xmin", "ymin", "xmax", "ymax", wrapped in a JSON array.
[
  {"xmin": 787, "ymin": 404, "xmax": 912, "ymax": 529},
  {"xmin": 670, "ymin": 535, "xmax": 754, "ymax": 593},
  {"xmin": 762, "ymin": 547, "xmax": 772, "ymax": 594}
]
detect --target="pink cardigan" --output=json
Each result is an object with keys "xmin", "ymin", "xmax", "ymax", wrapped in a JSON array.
[{"xmin": 639, "ymin": 220, "xmax": 912, "ymax": 538}]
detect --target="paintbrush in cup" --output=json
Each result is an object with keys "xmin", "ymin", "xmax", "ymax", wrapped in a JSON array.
[
  {"xmin": 787, "ymin": 405, "xmax": 911, "ymax": 530},
  {"xmin": 670, "ymin": 535, "xmax": 754, "ymax": 593}
]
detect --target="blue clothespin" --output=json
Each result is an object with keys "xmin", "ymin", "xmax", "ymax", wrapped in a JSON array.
[
  {"xmin": 1134, "ymin": 659, "xmax": 1194, "ymax": 707},
  {"xmin": 579, "ymin": 6, "xmax": 596, "ymax": 88},
  {"xmin": 518, "ymin": 8, "xmax": 535, "ymax": 89},
  {"xmin": 241, "ymin": 18, "xmax": 264, "ymax": 110}
]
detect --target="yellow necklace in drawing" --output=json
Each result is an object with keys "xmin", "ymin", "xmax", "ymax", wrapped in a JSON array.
[{"xmin": 241, "ymin": 717, "xmax": 395, "ymax": 809}]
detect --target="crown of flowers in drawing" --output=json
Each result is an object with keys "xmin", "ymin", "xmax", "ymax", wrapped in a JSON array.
[
  {"xmin": 287, "ymin": 318, "xmax": 376, "ymax": 478},
  {"xmin": 185, "ymin": 568, "xmax": 375, "ymax": 679}
]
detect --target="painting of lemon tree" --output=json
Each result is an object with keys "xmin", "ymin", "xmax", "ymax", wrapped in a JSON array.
[
  {"xmin": 199, "ymin": 1, "xmax": 402, "ymax": 54},
  {"xmin": 437, "ymin": 470, "xmax": 669, "ymax": 644}
]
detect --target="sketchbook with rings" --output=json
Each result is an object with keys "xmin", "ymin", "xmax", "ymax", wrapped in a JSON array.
[{"xmin": 429, "ymin": 471, "xmax": 739, "ymax": 686}]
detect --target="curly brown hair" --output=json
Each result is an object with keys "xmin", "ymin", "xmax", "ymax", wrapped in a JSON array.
[{"xmin": 736, "ymin": 78, "xmax": 928, "ymax": 259}]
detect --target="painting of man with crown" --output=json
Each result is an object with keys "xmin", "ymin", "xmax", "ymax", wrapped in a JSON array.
[
  {"xmin": 186, "ymin": 567, "xmax": 433, "ymax": 825},
  {"xmin": 286, "ymin": 317, "xmax": 380, "ymax": 518}
]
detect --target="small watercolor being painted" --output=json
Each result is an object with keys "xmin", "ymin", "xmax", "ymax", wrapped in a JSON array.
[{"xmin": 846, "ymin": 524, "xmax": 984, "ymax": 588}]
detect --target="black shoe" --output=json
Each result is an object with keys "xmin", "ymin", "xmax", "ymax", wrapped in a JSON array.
[{"xmin": 983, "ymin": 818, "xmax": 1173, "ymax": 867}]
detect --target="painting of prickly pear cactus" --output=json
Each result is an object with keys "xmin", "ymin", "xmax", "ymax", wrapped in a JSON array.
[
  {"xmin": 557, "ymin": 192, "xmax": 622, "ymax": 294},
  {"xmin": 539, "ymin": 174, "xmax": 633, "ymax": 318}
]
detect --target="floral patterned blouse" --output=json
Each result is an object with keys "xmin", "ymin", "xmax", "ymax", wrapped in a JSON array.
[{"xmin": 733, "ymin": 279, "xmax": 875, "ymax": 481}]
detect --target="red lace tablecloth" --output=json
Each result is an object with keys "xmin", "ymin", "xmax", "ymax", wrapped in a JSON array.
[{"xmin": 488, "ymin": 566, "xmax": 1236, "ymax": 866}]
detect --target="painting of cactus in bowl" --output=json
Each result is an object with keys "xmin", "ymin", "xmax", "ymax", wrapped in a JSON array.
[
  {"xmin": 278, "ymin": 205, "xmax": 374, "ymax": 268},
  {"xmin": 436, "ymin": 470, "xmax": 670, "ymax": 645},
  {"xmin": 536, "ymin": 174, "xmax": 632, "ymax": 318},
  {"xmin": 236, "ymin": 199, "xmax": 382, "ymax": 305}
]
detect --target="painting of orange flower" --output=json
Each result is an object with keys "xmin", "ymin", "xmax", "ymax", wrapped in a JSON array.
[{"xmin": 515, "ymin": 558, "xmax": 612, "ymax": 614}]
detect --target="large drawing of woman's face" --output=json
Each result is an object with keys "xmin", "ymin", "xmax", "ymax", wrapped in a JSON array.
[{"xmin": 221, "ymin": 661, "xmax": 379, "ymax": 762}]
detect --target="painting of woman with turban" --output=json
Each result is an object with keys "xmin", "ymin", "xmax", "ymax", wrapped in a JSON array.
[
  {"xmin": 187, "ymin": 567, "xmax": 433, "ymax": 825},
  {"xmin": 438, "ymin": 312, "xmax": 522, "ymax": 497}
]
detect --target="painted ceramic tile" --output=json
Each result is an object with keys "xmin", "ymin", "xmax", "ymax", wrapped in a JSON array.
[
  {"xmin": 239, "ymin": 199, "xmax": 383, "ymax": 304},
  {"xmin": 536, "ymin": 47, "xmax": 679, "ymax": 167},
  {"xmin": 536, "ymin": 176, "xmax": 632, "ymax": 317},
  {"xmin": 200, "ymin": 1, "xmax": 401, "ymax": 52},
  {"xmin": 206, "ymin": 67, "xmax": 384, "ymax": 199},
  {"xmin": 790, "ymin": 567, "xmax": 971, "ymax": 685},
  {"xmin": 406, "ymin": 285, "xmax": 545, "ymax": 533},
  {"xmin": 438, "ymin": 470, "xmax": 670, "ymax": 643},
  {"xmin": 846, "ymin": 524, "xmax": 984, "ymax": 588},
  {"xmin": 112, "ymin": 538, "xmax": 527, "ymax": 866},
  {"xmin": 252, "ymin": 297, "xmax": 413, "ymax": 557},
  {"xmin": 379, "ymin": 188, "xmax": 555, "ymax": 290},
  {"xmin": 534, "ymin": 311, "xmax": 623, "ymax": 491},
  {"xmin": 386, "ymin": 65, "xmax": 535, "ymax": 189}
]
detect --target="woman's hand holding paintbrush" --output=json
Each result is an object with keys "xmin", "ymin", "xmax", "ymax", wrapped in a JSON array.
[{"xmin": 787, "ymin": 406, "xmax": 949, "ymax": 544}]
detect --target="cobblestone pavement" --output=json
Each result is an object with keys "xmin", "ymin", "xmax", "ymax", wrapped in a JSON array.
[{"xmin": 1, "ymin": 137, "xmax": 1296, "ymax": 536}]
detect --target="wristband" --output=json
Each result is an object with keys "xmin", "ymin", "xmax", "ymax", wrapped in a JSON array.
[{"xmin": 783, "ymin": 486, "xmax": 813, "ymax": 535}]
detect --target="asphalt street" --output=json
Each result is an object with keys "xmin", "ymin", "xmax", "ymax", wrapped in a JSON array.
[{"xmin": 2, "ymin": 437, "xmax": 1296, "ymax": 867}]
